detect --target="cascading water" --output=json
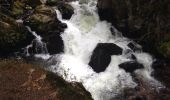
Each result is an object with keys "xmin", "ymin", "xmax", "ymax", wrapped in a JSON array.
[
  {"xmin": 29, "ymin": 0, "xmax": 163, "ymax": 100},
  {"xmin": 24, "ymin": 26, "xmax": 48, "ymax": 56}
]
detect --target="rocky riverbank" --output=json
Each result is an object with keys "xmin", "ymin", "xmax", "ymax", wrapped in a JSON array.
[
  {"xmin": 0, "ymin": 0, "xmax": 74, "ymax": 56},
  {"xmin": 0, "ymin": 0, "xmax": 92, "ymax": 99},
  {"xmin": 0, "ymin": 59, "xmax": 92, "ymax": 100}
]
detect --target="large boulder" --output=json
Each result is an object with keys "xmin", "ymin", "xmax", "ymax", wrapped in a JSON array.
[
  {"xmin": 97, "ymin": 0, "xmax": 170, "ymax": 58},
  {"xmin": 89, "ymin": 43, "xmax": 122, "ymax": 73},
  {"xmin": 46, "ymin": 1, "xmax": 74, "ymax": 20},
  {"xmin": 58, "ymin": 2, "xmax": 74, "ymax": 19},
  {"xmin": 119, "ymin": 61, "xmax": 144, "ymax": 73},
  {"xmin": 0, "ymin": 0, "xmax": 43, "ymax": 19},
  {"xmin": 24, "ymin": 4, "xmax": 61, "ymax": 34},
  {"xmin": 0, "ymin": 13, "xmax": 34, "ymax": 56}
]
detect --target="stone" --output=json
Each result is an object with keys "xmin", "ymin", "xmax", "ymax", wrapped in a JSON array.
[
  {"xmin": 28, "ymin": 40, "xmax": 48, "ymax": 55},
  {"xmin": 96, "ymin": 43, "xmax": 123, "ymax": 55},
  {"xmin": 89, "ymin": 43, "xmax": 122, "ymax": 72},
  {"xmin": 0, "ymin": 13, "xmax": 34, "ymax": 56},
  {"xmin": 128, "ymin": 42, "xmax": 142, "ymax": 52},
  {"xmin": 119, "ymin": 61, "xmax": 144, "ymax": 73},
  {"xmin": 24, "ymin": 4, "xmax": 67, "ymax": 54},
  {"xmin": 42, "ymin": 33, "xmax": 64, "ymax": 54},
  {"xmin": 97, "ymin": 0, "xmax": 170, "ymax": 58},
  {"xmin": 46, "ymin": 0, "xmax": 60, "ymax": 6},
  {"xmin": 58, "ymin": 2, "xmax": 74, "ymax": 19}
]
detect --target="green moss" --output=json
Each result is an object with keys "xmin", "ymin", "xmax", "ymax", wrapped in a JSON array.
[
  {"xmin": 0, "ymin": 13, "xmax": 34, "ymax": 55},
  {"xmin": 158, "ymin": 41, "xmax": 170, "ymax": 58},
  {"xmin": 12, "ymin": 0, "xmax": 25, "ymax": 16}
]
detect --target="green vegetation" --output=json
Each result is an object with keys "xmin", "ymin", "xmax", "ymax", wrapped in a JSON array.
[{"xmin": 158, "ymin": 41, "xmax": 170, "ymax": 58}]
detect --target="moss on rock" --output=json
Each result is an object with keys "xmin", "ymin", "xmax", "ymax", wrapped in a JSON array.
[
  {"xmin": 12, "ymin": 0, "xmax": 25, "ymax": 17},
  {"xmin": 25, "ymin": 4, "xmax": 57, "ymax": 34},
  {"xmin": 0, "ymin": 13, "xmax": 34, "ymax": 56},
  {"xmin": 158, "ymin": 41, "xmax": 170, "ymax": 58}
]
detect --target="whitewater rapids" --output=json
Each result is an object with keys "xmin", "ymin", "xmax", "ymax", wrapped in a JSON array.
[{"xmin": 32, "ymin": 0, "xmax": 163, "ymax": 100}]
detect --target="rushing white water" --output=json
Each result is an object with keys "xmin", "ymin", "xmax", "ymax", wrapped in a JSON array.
[{"xmin": 29, "ymin": 0, "xmax": 163, "ymax": 100}]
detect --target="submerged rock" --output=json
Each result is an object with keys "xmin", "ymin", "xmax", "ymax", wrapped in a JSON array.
[
  {"xmin": 128, "ymin": 42, "xmax": 142, "ymax": 52},
  {"xmin": 0, "ymin": 13, "xmax": 34, "ymax": 56},
  {"xmin": 28, "ymin": 40, "xmax": 48, "ymax": 55},
  {"xmin": 119, "ymin": 61, "xmax": 144, "ymax": 73},
  {"xmin": 89, "ymin": 43, "xmax": 122, "ymax": 73}
]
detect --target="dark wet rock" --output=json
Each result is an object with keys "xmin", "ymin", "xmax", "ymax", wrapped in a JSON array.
[
  {"xmin": 153, "ymin": 59, "xmax": 170, "ymax": 88},
  {"xmin": 131, "ymin": 54, "xmax": 137, "ymax": 60},
  {"xmin": 95, "ymin": 43, "xmax": 123, "ymax": 55},
  {"xmin": 119, "ymin": 61, "xmax": 144, "ymax": 73},
  {"xmin": 89, "ymin": 43, "xmax": 122, "ymax": 72},
  {"xmin": 46, "ymin": 0, "xmax": 76, "ymax": 6},
  {"xmin": 42, "ymin": 33, "xmax": 64, "ymax": 54},
  {"xmin": 25, "ymin": 0, "xmax": 43, "ymax": 8},
  {"xmin": 28, "ymin": 40, "xmax": 48, "ymax": 55},
  {"xmin": 46, "ymin": 0, "xmax": 61, "ymax": 6},
  {"xmin": 89, "ymin": 51, "xmax": 111, "ymax": 73},
  {"xmin": 97, "ymin": 0, "xmax": 170, "ymax": 59},
  {"xmin": 97, "ymin": 0, "xmax": 170, "ymax": 39},
  {"xmin": 24, "ymin": 4, "xmax": 67, "ymax": 54},
  {"xmin": 0, "ymin": 13, "xmax": 34, "ymax": 57},
  {"xmin": 128, "ymin": 42, "xmax": 142, "ymax": 52},
  {"xmin": 152, "ymin": 59, "xmax": 167, "ymax": 69},
  {"xmin": 58, "ymin": 2, "xmax": 74, "ymax": 19}
]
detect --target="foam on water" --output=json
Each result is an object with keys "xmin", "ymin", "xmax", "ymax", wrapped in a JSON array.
[{"xmin": 35, "ymin": 0, "xmax": 163, "ymax": 100}]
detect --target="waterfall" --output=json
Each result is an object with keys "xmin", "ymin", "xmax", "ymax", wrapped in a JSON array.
[
  {"xmin": 24, "ymin": 26, "xmax": 48, "ymax": 56},
  {"xmin": 30, "ymin": 0, "xmax": 163, "ymax": 100}
]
